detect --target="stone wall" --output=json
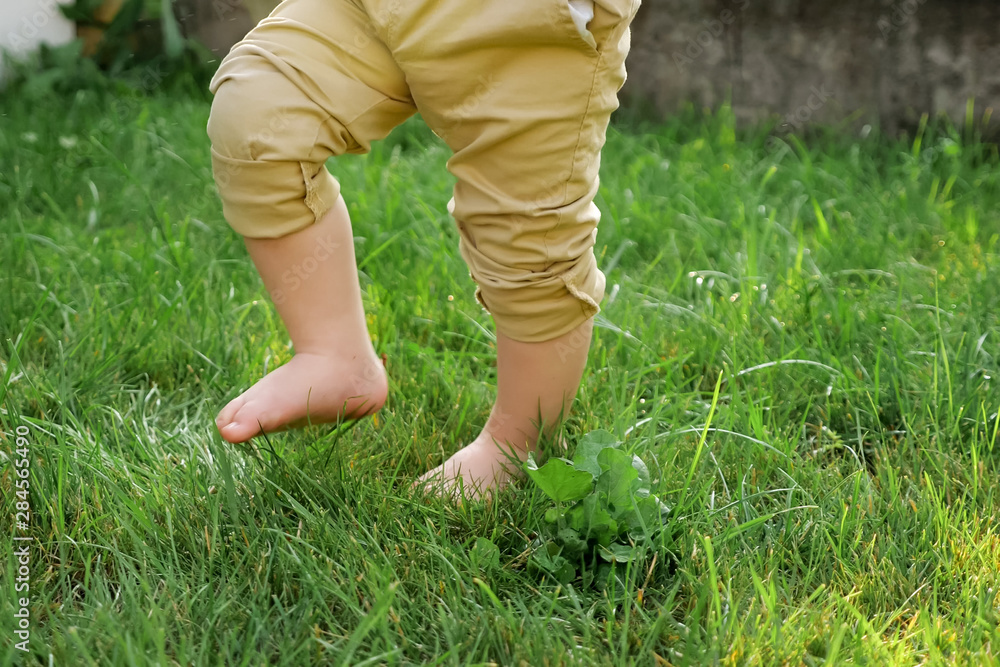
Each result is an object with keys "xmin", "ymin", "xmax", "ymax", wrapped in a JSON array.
[
  {"xmin": 173, "ymin": 0, "xmax": 255, "ymax": 60},
  {"xmin": 625, "ymin": 0, "xmax": 1000, "ymax": 133},
  {"xmin": 174, "ymin": 0, "xmax": 1000, "ymax": 133}
]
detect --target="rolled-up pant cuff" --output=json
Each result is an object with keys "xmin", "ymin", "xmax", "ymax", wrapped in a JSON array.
[
  {"xmin": 210, "ymin": 148, "xmax": 341, "ymax": 239},
  {"xmin": 468, "ymin": 248, "xmax": 606, "ymax": 343}
]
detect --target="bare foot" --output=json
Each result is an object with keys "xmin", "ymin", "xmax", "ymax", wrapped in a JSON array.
[
  {"xmin": 417, "ymin": 434, "xmax": 530, "ymax": 501},
  {"xmin": 216, "ymin": 350, "xmax": 387, "ymax": 443},
  {"xmin": 417, "ymin": 321, "xmax": 594, "ymax": 500}
]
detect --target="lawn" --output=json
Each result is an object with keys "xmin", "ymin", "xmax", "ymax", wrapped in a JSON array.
[{"xmin": 2, "ymin": 73, "xmax": 999, "ymax": 665}]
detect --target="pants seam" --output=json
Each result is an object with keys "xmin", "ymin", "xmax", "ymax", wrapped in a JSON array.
[
  {"xmin": 545, "ymin": 51, "xmax": 603, "ymax": 270},
  {"xmin": 563, "ymin": 54, "xmax": 603, "ymax": 207}
]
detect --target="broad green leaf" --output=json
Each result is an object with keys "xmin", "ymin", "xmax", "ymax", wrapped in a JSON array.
[
  {"xmin": 626, "ymin": 494, "xmax": 669, "ymax": 532},
  {"xmin": 632, "ymin": 454, "xmax": 651, "ymax": 488},
  {"xmin": 594, "ymin": 563, "xmax": 614, "ymax": 590},
  {"xmin": 596, "ymin": 448, "xmax": 640, "ymax": 512},
  {"xmin": 60, "ymin": 0, "xmax": 105, "ymax": 22},
  {"xmin": 525, "ymin": 456, "xmax": 594, "ymax": 503},
  {"xmin": 596, "ymin": 528, "xmax": 617, "ymax": 547},
  {"xmin": 554, "ymin": 557, "xmax": 576, "ymax": 583},
  {"xmin": 569, "ymin": 494, "xmax": 617, "ymax": 539},
  {"xmin": 597, "ymin": 445, "xmax": 629, "ymax": 472},
  {"xmin": 469, "ymin": 537, "xmax": 500, "ymax": 570},
  {"xmin": 572, "ymin": 429, "xmax": 619, "ymax": 477},
  {"xmin": 557, "ymin": 528, "xmax": 588, "ymax": 558},
  {"xmin": 532, "ymin": 548, "xmax": 575, "ymax": 583},
  {"xmin": 532, "ymin": 545, "xmax": 559, "ymax": 571},
  {"xmin": 599, "ymin": 543, "xmax": 637, "ymax": 563},
  {"xmin": 566, "ymin": 504, "xmax": 584, "ymax": 529}
]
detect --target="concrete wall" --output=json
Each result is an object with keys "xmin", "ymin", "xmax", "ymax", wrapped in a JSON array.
[
  {"xmin": 173, "ymin": 0, "xmax": 257, "ymax": 59},
  {"xmin": 625, "ymin": 0, "xmax": 1000, "ymax": 132},
  {"xmin": 182, "ymin": 0, "xmax": 999, "ymax": 132},
  {"xmin": 8, "ymin": 0, "xmax": 999, "ymax": 133},
  {"xmin": 0, "ymin": 0, "xmax": 76, "ymax": 75}
]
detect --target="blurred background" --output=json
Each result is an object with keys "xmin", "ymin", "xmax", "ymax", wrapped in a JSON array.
[{"xmin": 2, "ymin": 0, "xmax": 998, "ymax": 134}]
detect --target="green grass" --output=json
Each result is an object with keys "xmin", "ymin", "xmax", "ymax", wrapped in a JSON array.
[{"xmin": 2, "ymin": 78, "xmax": 999, "ymax": 665}]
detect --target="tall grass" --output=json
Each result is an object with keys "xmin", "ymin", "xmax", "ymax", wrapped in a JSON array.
[{"xmin": 1, "ymin": 81, "xmax": 998, "ymax": 664}]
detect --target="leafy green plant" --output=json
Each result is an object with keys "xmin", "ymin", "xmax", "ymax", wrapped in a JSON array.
[
  {"xmin": 2, "ymin": 40, "xmax": 110, "ymax": 97},
  {"xmin": 468, "ymin": 537, "xmax": 501, "ymax": 572},
  {"xmin": 4, "ymin": 0, "xmax": 214, "ymax": 98},
  {"xmin": 525, "ymin": 430, "xmax": 670, "ymax": 586},
  {"xmin": 61, "ymin": 0, "xmax": 188, "ymax": 69}
]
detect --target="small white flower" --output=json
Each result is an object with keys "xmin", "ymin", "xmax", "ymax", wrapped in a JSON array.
[
  {"xmin": 21, "ymin": 132, "xmax": 38, "ymax": 143},
  {"xmin": 58, "ymin": 136, "xmax": 78, "ymax": 149}
]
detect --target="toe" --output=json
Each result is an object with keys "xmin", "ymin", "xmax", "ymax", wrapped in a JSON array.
[
  {"xmin": 218, "ymin": 420, "xmax": 257, "ymax": 444},
  {"xmin": 416, "ymin": 459, "xmax": 490, "ymax": 502},
  {"xmin": 415, "ymin": 462, "xmax": 459, "ymax": 497},
  {"xmin": 415, "ymin": 462, "xmax": 446, "ymax": 488},
  {"xmin": 218, "ymin": 401, "xmax": 270, "ymax": 444},
  {"xmin": 216, "ymin": 395, "xmax": 245, "ymax": 430}
]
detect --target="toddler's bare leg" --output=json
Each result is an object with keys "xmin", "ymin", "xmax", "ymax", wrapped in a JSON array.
[
  {"xmin": 404, "ymin": 0, "xmax": 637, "ymax": 498},
  {"xmin": 216, "ymin": 196, "xmax": 387, "ymax": 443},
  {"xmin": 419, "ymin": 319, "xmax": 592, "ymax": 497},
  {"xmin": 207, "ymin": 0, "xmax": 415, "ymax": 443}
]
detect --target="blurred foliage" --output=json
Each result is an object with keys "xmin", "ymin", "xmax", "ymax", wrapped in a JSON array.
[{"xmin": 3, "ymin": 0, "xmax": 215, "ymax": 99}]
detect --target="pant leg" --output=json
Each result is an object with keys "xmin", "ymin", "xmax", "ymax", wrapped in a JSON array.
[
  {"xmin": 366, "ymin": 0, "xmax": 639, "ymax": 342},
  {"xmin": 207, "ymin": 0, "xmax": 417, "ymax": 239}
]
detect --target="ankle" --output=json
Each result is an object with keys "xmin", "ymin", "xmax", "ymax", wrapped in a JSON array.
[
  {"xmin": 293, "ymin": 348, "xmax": 388, "ymax": 403},
  {"xmin": 293, "ymin": 336, "xmax": 379, "ymax": 359},
  {"xmin": 474, "ymin": 428, "xmax": 532, "ymax": 462}
]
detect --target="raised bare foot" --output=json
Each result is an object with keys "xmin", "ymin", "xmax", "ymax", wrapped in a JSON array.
[
  {"xmin": 417, "ymin": 433, "xmax": 531, "ymax": 500},
  {"xmin": 215, "ymin": 350, "xmax": 387, "ymax": 443}
]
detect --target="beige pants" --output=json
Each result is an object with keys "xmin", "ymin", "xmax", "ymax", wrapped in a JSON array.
[{"xmin": 207, "ymin": 0, "xmax": 639, "ymax": 342}]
